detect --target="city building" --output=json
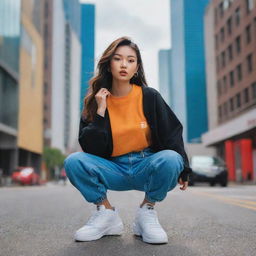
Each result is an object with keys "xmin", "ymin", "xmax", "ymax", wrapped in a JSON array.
[
  {"xmin": 0, "ymin": 0, "xmax": 82, "ymax": 179},
  {"xmin": 170, "ymin": 0, "xmax": 214, "ymax": 157},
  {"xmin": 48, "ymin": 0, "xmax": 81, "ymax": 154},
  {"xmin": 0, "ymin": 0, "xmax": 44, "ymax": 175},
  {"xmin": 63, "ymin": 0, "xmax": 81, "ymax": 154},
  {"xmin": 80, "ymin": 3, "xmax": 95, "ymax": 113},
  {"xmin": 203, "ymin": 0, "xmax": 256, "ymax": 182},
  {"xmin": 158, "ymin": 49, "xmax": 172, "ymax": 107},
  {"xmin": 42, "ymin": 0, "xmax": 53, "ymax": 148}
]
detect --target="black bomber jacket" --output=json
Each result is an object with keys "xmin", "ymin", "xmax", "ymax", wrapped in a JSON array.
[{"xmin": 78, "ymin": 85, "xmax": 192, "ymax": 182}]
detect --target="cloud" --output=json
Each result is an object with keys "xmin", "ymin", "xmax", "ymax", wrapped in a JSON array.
[{"xmin": 96, "ymin": 0, "xmax": 164, "ymax": 47}]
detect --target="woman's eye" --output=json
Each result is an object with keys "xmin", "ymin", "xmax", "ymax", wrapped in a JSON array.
[{"xmin": 113, "ymin": 58, "xmax": 135, "ymax": 63}]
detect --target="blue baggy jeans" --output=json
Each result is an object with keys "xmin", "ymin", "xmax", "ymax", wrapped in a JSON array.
[{"xmin": 64, "ymin": 147, "xmax": 184, "ymax": 205}]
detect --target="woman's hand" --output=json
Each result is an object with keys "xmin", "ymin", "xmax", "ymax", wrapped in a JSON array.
[
  {"xmin": 95, "ymin": 88, "xmax": 111, "ymax": 116},
  {"xmin": 178, "ymin": 178, "xmax": 188, "ymax": 191}
]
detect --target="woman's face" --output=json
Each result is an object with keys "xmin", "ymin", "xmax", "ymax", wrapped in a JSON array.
[{"xmin": 109, "ymin": 45, "xmax": 138, "ymax": 82}]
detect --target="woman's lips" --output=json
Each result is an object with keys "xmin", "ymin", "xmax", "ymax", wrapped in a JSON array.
[{"xmin": 119, "ymin": 71, "xmax": 127, "ymax": 76}]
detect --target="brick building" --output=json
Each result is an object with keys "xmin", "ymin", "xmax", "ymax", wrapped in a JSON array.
[{"xmin": 203, "ymin": 0, "xmax": 256, "ymax": 182}]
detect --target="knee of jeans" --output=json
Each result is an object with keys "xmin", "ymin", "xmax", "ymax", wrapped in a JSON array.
[
  {"xmin": 161, "ymin": 150, "xmax": 181, "ymax": 162},
  {"xmin": 159, "ymin": 150, "xmax": 184, "ymax": 170},
  {"xmin": 64, "ymin": 152, "xmax": 84, "ymax": 172}
]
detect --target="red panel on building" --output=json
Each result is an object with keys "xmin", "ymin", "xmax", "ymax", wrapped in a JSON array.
[
  {"xmin": 240, "ymin": 139, "xmax": 253, "ymax": 181},
  {"xmin": 225, "ymin": 140, "xmax": 235, "ymax": 181}
]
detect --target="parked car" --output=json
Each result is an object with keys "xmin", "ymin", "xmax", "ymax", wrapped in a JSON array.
[
  {"xmin": 189, "ymin": 155, "xmax": 228, "ymax": 187},
  {"xmin": 12, "ymin": 167, "xmax": 40, "ymax": 185}
]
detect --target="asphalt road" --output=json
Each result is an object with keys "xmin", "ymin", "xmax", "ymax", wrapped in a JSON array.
[{"xmin": 0, "ymin": 181, "xmax": 255, "ymax": 256}]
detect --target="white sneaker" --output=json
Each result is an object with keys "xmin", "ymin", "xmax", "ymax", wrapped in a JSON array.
[
  {"xmin": 74, "ymin": 205, "xmax": 124, "ymax": 241},
  {"xmin": 133, "ymin": 203, "xmax": 168, "ymax": 244}
]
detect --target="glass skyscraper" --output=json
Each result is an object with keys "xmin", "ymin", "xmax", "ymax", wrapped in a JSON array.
[
  {"xmin": 80, "ymin": 3, "xmax": 95, "ymax": 113},
  {"xmin": 0, "ymin": 0, "xmax": 21, "ymax": 128},
  {"xmin": 170, "ymin": 0, "xmax": 210, "ymax": 143}
]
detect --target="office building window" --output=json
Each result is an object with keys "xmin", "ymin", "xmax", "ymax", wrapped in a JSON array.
[
  {"xmin": 251, "ymin": 82, "xmax": 256, "ymax": 98},
  {"xmin": 235, "ymin": 36, "xmax": 241, "ymax": 54},
  {"xmin": 227, "ymin": 17, "xmax": 232, "ymax": 35},
  {"xmin": 214, "ymin": 7, "xmax": 218, "ymax": 24},
  {"xmin": 228, "ymin": 44, "xmax": 233, "ymax": 61},
  {"xmin": 221, "ymin": 51, "xmax": 226, "ymax": 67},
  {"xmin": 246, "ymin": 0, "xmax": 254, "ymax": 13},
  {"xmin": 229, "ymin": 70, "xmax": 234, "ymax": 87},
  {"xmin": 218, "ymin": 105, "xmax": 222, "ymax": 119},
  {"xmin": 236, "ymin": 64, "xmax": 242, "ymax": 81},
  {"xmin": 223, "ymin": 76, "xmax": 227, "ymax": 93},
  {"xmin": 224, "ymin": 102, "xmax": 228, "ymax": 116},
  {"xmin": 219, "ymin": 2, "xmax": 224, "ymax": 17},
  {"xmin": 245, "ymin": 24, "xmax": 251, "ymax": 44},
  {"xmin": 0, "ymin": 68, "xmax": 18, "ymax": 128},
  {"xmin": 223, "ymin": 102, "xmax": 228, "ymax": 116},
  {"xmin": 217, "ymin": 80, "xmax": 222, "ymax": 96},
  {"xmin": 44, "ymin": 1, "xmax": 49, "ymax": 18},
  {"xmin": 234, "ymin": 8, "xmax": 240, "ymax": 26},
  {"xmin": 223, "ymin": 0, "xmax": 230, "ymax": 10},
  {"xmin": 216, "ymin": 56, "xmax": 219, "ymax": 71},
  {"xmin": 220, "ymin": 27, "xmax": 225, "ymax": 42},
  {"xmin": 215, "ymin": 34, "xmax": 218, "ymax": 49},
  {"xmin": 243, "ymin": 88, "xmax": 249, "ymax": 103},
  {"xmin": 236, "ymin": 93, "xmax": 241, "ymax": 108},
  {"xmin": 246, "ymin": 53, "xmax": 253, "ymax": 73},
  {"xmin": 229, "ymin": 98, "xmax": 234, "ymax": 111}
]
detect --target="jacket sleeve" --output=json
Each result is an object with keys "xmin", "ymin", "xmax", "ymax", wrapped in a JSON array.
[
  {"xmin": 155, "ymin": 91, "xmax": 192, "ymax": 182},
  {"xmin": 78, "ymin": 113, "xmax": 109, "ymax": 157}
]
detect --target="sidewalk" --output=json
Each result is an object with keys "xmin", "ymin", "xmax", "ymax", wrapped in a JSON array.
[{"xmin": 228, "ymin": 181, "xmax": 256, "ymax": 186}]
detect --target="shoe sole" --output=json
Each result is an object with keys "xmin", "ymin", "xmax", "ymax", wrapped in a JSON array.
[
  {"xmin": 75, "ymin": 222, "xmax": 124, "ymax": 242},
  {"xmin": 133, "ymin": 222, "xmax": 168, "ymax": 244}
]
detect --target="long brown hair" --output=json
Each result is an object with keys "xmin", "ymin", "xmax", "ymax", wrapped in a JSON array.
[{"xmin": 82, "ymin": 36, "xmax": 148, "ymax": 122}]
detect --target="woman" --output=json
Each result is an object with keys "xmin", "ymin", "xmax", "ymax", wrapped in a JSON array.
[{"xmin": 64, "ymin": 36, "xmax": 192, "ymax": 244}]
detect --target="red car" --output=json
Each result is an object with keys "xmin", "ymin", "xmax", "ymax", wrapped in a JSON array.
[{"xmin": 12, "ymin": 167, "xmax": 40, "ymax": 185}]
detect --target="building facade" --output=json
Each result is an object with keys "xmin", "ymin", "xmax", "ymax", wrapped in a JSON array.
[
  {"xmin": 203, "ymin": 0, "xmax": 256, "ymax": 182},
  {"xmin": 42, "ymin": 0, "xmax": 53, "ymax": 148},
  {"xmin": 0, "ymin": 0, "xmax": 82, "ymax": 179},
  {"xmin": 63, "ymin": 0, "xmax": 81, "ymax": 154},
  {"xmin": 0, "ymin": 0, "xmax": 21, "ymax": 176},
  {"xmin": 50, "ymin": 0, "xmax": 81, "ymax": 154},
  {"xmin": 204, "ymin": 2, "xmax": 219, "ymax": 131},
  {"xmin": 80, "ymin": 4, "xmax": 95, "ymax": 113},
  {"xmin": 158, "ymin": 49, "xmax": 172, "ymax": 107},
  {"xmin": 51, "ymin": 0, "xmax": 66, "ymax": 154},
  {"xmin": 170, "ymin": 0, "xmax": 214, "ymax": 157},
  {"xmin": 0, "ymin": 0, "xmax": 44, "ymax": 175}
]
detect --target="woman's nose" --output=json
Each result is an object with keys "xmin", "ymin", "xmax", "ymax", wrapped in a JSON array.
[{"xmin": 121, "ymin": 60, "xmax": 127, "ymax": 67}]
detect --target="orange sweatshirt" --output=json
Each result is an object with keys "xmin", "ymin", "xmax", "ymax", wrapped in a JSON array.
[{"xmin": 106, "ymin": 84, "xmax": 152, "ymax": 157}]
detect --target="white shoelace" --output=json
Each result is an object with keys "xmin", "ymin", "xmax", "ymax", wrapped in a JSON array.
[
  {"xmin": 142, "ymin": 209, "xmax": 161, "ymax": 228},
  {"xmin": 86, "ymin": 210, "xmax": 103, "ymax": 226}
]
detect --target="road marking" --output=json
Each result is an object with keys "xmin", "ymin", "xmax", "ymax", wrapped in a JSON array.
[{"xmin": 191, "ymin": 191, "xmax": 256, "ymax": 211}]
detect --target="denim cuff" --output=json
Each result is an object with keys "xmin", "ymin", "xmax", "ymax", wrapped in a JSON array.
[
  {"xmin": 93, "ymin": 195, "xmax": 107, "ymax": 205},
  {"xmin": 145, "ymin": 194, "xmax": 158, "ymax": 203}
]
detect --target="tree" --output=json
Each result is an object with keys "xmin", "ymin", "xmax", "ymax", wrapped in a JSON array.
[{"xmin": 43, "ymin": 147, "xmax": 66, "ymax": 179}]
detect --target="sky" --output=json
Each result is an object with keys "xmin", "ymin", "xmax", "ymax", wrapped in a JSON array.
[{"xmin": 80, "ymin": 0, "xmax": 171, "ymax": 90}]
